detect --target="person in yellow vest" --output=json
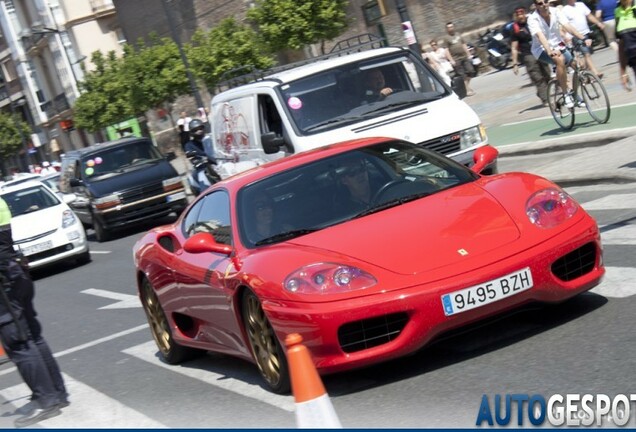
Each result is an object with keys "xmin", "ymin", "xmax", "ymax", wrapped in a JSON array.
[
  {"xmin": 616, "ymin": 0, "xmax": 636, "ymax": 90},
  {"xmin": 0, "ymin": 197, "xmax": 69, "ymax": 428}
]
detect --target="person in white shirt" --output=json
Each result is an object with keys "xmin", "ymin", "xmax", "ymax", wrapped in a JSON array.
[
  {"xmin": 562, "ymin": 0, "xmax": 605, "ymax": 77},
  {"xmin": 426, "ymin": 39, "xmax": 455, "ymax": 86},
  {"xmin": 528, "ymin": 0, "xmax": 592, "ymax": 108},
  {"xmin": 39, "ymin": 162, "xmax": 56, "ymax": 175}
]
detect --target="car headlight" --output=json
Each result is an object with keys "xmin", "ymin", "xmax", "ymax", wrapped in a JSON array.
[
  {"xmin": 93, "ymin": 194, "xmax": 121, "ymax": 210},
  {"xmin": 526, "ymin": 188, "xmax": 578, "ymax": 229},
  {"xmin": 284, "ymin": 262, "xmax": 377, "ymax": 295},
  {"xmin": 62, "ymin": 209, "xmax": 77, "ymax": 228},
  {"xmin": 460, "ymin": 125, "xmax": 487, "ymax": 150},
  {"xmin": 163, "ymin": 176, "xmax": 183, "ymax": 192}
]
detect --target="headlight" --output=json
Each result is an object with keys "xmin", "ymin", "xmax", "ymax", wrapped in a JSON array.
[
  {"xmin": 460, "ymin": 125, "xmax": 487, "ymax": 150},
  {"xmin": 284, "ymin": 262, "xmax": 377, "ymax": 295},
  {"xmin": 163, "ymin": 177, "xmax": 183, "ymax": 192},
  {"xmin": 93, "ymin": 194, "xmax": 121, "ymax": 210},
  {"xmin": 526, "ymin": 188, "xmax": 578, "ymax": 228},
  {"xmin": 62, "ymin": 209, "xmax": 77, "ymax": 228}
]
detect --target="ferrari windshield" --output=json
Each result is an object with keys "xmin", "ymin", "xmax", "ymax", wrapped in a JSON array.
[
  {"xmin": 238, "ymin": 140, "xmax": 477, "ymax": 248},
  {"xmin": 1, "ymin": 185, "xmax": 61, "ymax": 216},
  {"xmin": 279, "ymin": 52, "xmax": 449, "ymax": 135}
]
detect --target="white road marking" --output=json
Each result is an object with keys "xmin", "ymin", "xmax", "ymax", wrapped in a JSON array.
[
  {"xmin": 591, "ymin": 266, "xmax": 636, "ymax": 298},
  {"xmin": 122, "ymin": 341, "xmax": 295, "ymax": 412},
  {"xmin": 89, "ymin": 250, "xmax": 112, "ymax": 254},
  {"xmin": 0, "ymin": 373, "xmax": 167, "ymax": 428},
  {"xmin": 0, "ymin": 324, "xmax": 148, "ymax": 377},
  {"xmin": 600, "ymin": 224, "xmax": 636, "ymax": 245},
  {"xmin": 81, "ymin": 288, "xmax": 141, "ymax": 309},
  {"xmin": 582, "ymin": 193, "xmax": 636, "ymax": 211}
]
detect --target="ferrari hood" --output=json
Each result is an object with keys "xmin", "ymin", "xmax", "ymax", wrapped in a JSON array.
[{"xmin": 290, "ymin": 183, "xmax": 521, "ymax": 275}]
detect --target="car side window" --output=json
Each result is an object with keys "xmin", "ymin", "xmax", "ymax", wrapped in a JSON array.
[
  {"xmin": 187, "ymin": 191, "xmax": 232, "ymax": 245},
  {"xmin": 183, "ymin": 199, "xmax": 204, "ymax": 237}
]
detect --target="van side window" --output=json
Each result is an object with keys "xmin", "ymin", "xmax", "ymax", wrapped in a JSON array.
[{"xmin": 258, "ymin": 95, "xmax": 283, "ymax": 137}]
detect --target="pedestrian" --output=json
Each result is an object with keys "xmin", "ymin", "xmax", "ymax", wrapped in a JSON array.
[
  {"xmin": 615, "ymin": 0, "xmax": 636, "ymax": 90},
  {"xmin": 39, "ymin": 162, "xmax": 56, "ymax": 175},
  {"xmin": 596, "ymin": 0, "xmax": 619, "ymax": 51},
  {"xmin": 426, "ymin": 39, "xmax": 455, "ymax": 86},
  {"xmin": 562, "ymin": 0, "xmax": 606, "ymax": 78},
  {"xmin": 0, "ymin": 197, "xmax": 69, "ymax": 428},
  {"xmin": 511, "ymin": 6, "xmax": 553, "ymax": 105},
  {"xmin": 443, "ymin": 22, "xmax": 476, "ymax": 96},
  {"xmin": 528, "ymin": 0, "xmax": 593, "ymax": 108},
  {"xmin": 176, "ymin": 111, "xmax": 192, "ymax": 149}
]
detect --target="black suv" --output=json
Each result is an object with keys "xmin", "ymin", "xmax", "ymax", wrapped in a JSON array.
[{"xmin": 58, "ymin": 137, "xmax": 188, "ymax": 241}]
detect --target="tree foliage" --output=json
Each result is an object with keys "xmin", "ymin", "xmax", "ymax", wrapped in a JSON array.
[
  {"xmin": 0, "ymin": 111, "xmax": 32, "ymax": 159},
  {"xmin": 73, "ymin": 50, "xmax": 135, "ymax": 132},
  {"xmin": 247, "ymin": 0, "xmax": 349, "ymax": 53},
  {"xmin": 187, "ymin": 18, "xmax": 275, "ymax": 90}
]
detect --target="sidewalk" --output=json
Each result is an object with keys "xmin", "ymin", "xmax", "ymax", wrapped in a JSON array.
[{"xmin": 463, "ymin": 46, "xmax": 636, "ymax": 185}]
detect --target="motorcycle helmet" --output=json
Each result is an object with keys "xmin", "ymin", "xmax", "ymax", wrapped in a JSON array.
[{"xmin": 189, "ymin": 118, "xmax": 206, "ymax": 139}]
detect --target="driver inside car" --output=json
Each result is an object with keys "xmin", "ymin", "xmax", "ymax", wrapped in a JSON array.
[
  {"xmin": 336, "ymin": 157, "xmax": 374, "ymax": 213},
  {"xmin": 363, "ymin": 68, "xmax": 394, "ymax": 102}
]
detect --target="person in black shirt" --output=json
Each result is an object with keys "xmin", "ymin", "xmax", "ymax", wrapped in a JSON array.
[
  {"xmin": 0, "ymin": 197, "xmax": 69, "ymax": 428},
  {"xmin": 510, "ymin": 7, "xmax": 553, "ymax": 105}
]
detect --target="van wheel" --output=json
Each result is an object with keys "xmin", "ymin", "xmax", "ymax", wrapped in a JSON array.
[{"xmin": 93, "ymin": 218, "xmax": 110, "ymax": 242}]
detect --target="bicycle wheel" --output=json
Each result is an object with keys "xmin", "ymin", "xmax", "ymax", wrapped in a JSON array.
[
  {"xmin": 547, "ymin": 79, "xmax": 574, "ymax": 130},
  {"xmin": 579, "ymin": 71, "xmax": 611, "ymax": 124}
]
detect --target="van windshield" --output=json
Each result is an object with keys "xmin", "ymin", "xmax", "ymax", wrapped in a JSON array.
[
  {"xmin": 279, "ymin": 52, "xmax": 449, "ymax": 135},
  {"xmin": 81, "ymin": 140, "xmax": 164, "ymax": 180}
]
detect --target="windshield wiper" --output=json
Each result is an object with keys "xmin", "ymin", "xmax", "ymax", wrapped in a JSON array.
[
  {"xmin": 304, "ymin": 116, "xmax": 359, "ymax": 132},
  {"xmin": 351, "ymin": 191, "xmax": 432, "ymax": 219},
  {"xmin": 255, "ymin": 228, "xmax": 319, "ymax": 246}
]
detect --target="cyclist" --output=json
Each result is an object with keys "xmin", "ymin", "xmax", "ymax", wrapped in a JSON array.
[
  {"xmin": 616, "ymin": 0, "xmax": 636, "ymax": 90},
  {"xmin": 528, "ymin": 0, "xmax": 593, "ymax": 108}
]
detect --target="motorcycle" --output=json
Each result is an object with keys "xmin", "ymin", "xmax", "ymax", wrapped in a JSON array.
[
  {"xmin": 185, "ymin": 150, "xmax": 221, "ymax": 196},
  {"xmin": 478, "ymin": 26, "xmax": 511, "ymax": 71}
]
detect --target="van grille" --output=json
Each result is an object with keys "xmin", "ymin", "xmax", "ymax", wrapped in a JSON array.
[
  {"xmin": 338, "ymin": 312, "xmax": 409, "ymax": 353},
  {"xmin": 418, "ymin": 132, "xmax": 461, "ymax": 155},
  {"xmin": 119, "ymin": 182, "xmax": 165, "ymax": 205},
  {"xmin": 551, "ymin": 242, "xmax": 597, "ymax": 281}
]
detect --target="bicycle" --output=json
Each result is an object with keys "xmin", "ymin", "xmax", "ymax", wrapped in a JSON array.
[{"xmin": 546, "ymin": 44, "xmax": 611, "ymax": 130}]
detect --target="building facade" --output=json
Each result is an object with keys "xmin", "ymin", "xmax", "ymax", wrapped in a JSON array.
[{"xmin": 0, "ymin": 0, "xmax": 123, "ymax": 162}]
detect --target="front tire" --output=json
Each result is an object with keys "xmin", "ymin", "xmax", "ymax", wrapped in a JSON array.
[
  {"xmin": 580, "ymin": 71, "xmax": 610, "ymax": 124},
  {"xmin": 92, "ymin": 216, "xmax": 110, "ymax": 242},
  {"xmin": 141, "ymin": 278, "xmax": 199, "ymax": 364},
  {"xmin": 242, "ymin": 289, "xmax": 290, "ymax": 394}
]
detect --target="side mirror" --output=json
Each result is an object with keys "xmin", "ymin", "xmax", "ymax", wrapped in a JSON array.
[
  {"xmin": 62, "ymin": 193, "xmax": 77, "ymax": 205},
  {"xmin": 183, "ymin": 232, "xmax": 233, "ymax": 256},
  {"xmin": 261, "ymin": 132, "xmax": 285, "ymax": 154},
  {"xmin": 69, "ymin": 178, "xmax": 84, "ymax": 187},
  {"xmin": 471, "ymin": 145, "xmax": 499, "ymax": 174},
  {"xmin": 451, "ymin": 76, "xmax": 467, "ymax": 99},
  {"xmin": 165, "ymin": 151, "xmax": 177, "ymax": 161}
]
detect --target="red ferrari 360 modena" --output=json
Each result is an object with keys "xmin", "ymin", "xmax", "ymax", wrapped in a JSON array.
[{"xmin": 133, "ymin": 138, "xmax": 604, "ymax": 393}]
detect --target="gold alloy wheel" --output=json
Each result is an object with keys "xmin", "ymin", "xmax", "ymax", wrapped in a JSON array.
[
  {"xmin": 243, "ymin": 292, "xmax": 283, "ymax": 388},
  {"xmin": 142, "ymin": 279, "xmax": 172, "ymax": 355}
]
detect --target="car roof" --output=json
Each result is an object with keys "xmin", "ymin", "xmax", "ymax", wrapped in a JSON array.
[
  {"xmin": 0, "ymin": 180, "xmax": 53, "ymax": 195},
  {"xmin": 0, "ymin": 174, "xmax": 42, "ymax": 190},
  {"xmin": 214, "ymin": 47, "xmax": 406, "ymax": 99},
  {"xmin": 62, "ymin": 137, "xmax": 151, "ymax": 160}
]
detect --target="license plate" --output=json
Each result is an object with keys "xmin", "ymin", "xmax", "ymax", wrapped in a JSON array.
[
  {"xmin": 167, "ymin": 191, "xmax": 186, "ymax": 202},
  {"xmin": 441, "ymin": 267, "xmax": 533, "ymax": 316},
  {"xmin": 21, "ymin": 240, "xmax": 54, "ymax": 256}
]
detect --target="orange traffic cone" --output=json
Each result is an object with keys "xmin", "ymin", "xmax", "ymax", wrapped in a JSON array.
[
  {"xmin": 0, "ymin": 344, "xmax": 9, "ymax": 365},
  {"xmin": 285, "ymin": 333, "xmax": 342, "ymax": 428}
]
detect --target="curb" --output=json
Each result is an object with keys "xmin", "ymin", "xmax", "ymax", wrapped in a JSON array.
[{"xmin": 496, "ymin": 127, "xmax": 636, "ymax": 157}]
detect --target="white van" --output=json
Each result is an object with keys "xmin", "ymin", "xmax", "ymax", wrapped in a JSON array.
[{"xmin": 209, "ymin": 38, "xmax": 494, "ymax": 178}]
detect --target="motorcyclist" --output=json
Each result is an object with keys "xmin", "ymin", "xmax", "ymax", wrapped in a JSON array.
[{"xmin": 184, "ymin": 119, "xmax": 219, "ymax": 193}]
